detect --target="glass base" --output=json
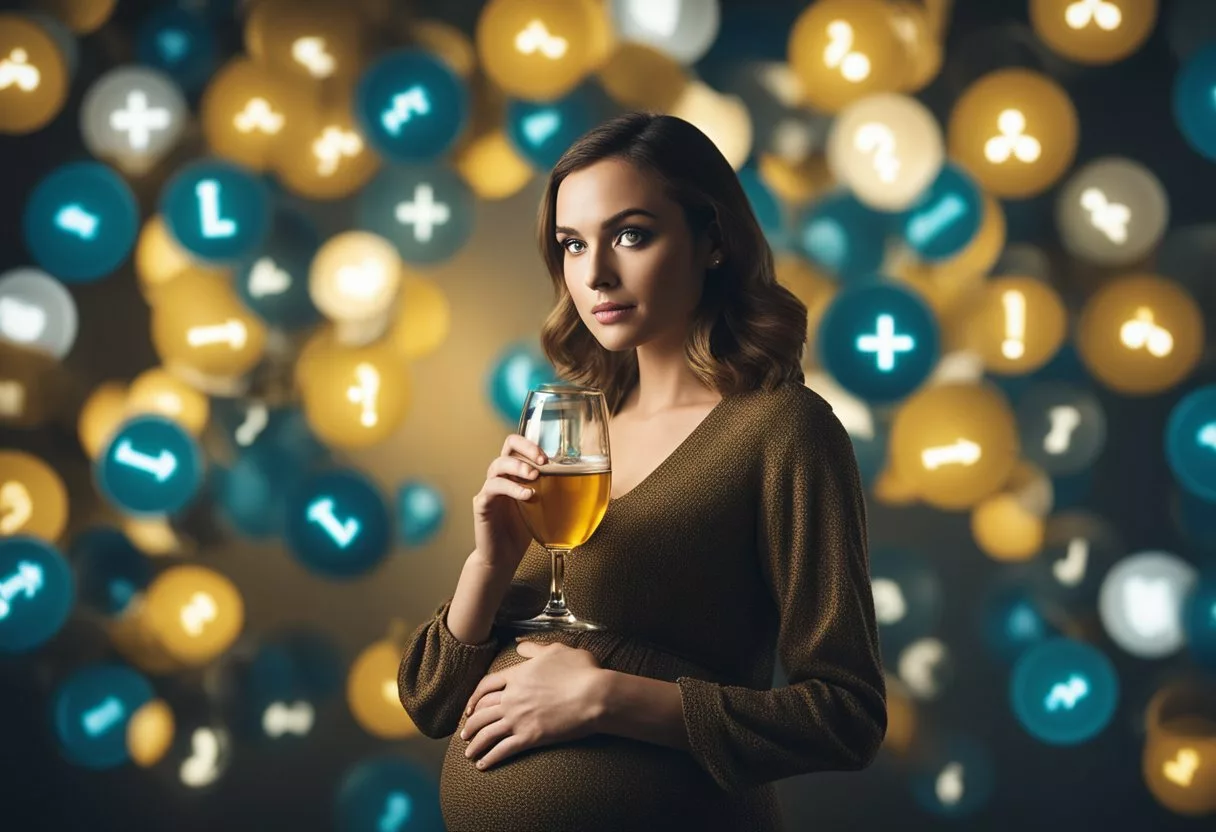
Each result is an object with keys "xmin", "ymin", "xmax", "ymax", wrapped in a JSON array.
[{"xmin": 507, "ymin": 609, "xmax": 603, "ymax": 632}]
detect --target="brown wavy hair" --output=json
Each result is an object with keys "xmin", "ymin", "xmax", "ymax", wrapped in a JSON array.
[{"xmin": 535, "ymin": 112, "xmax": 808, "ymax": 416}]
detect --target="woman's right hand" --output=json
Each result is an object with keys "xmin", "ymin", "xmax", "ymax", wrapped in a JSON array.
[{"xmin": 471, "ymin": 434, "xmax": 546, "ymax": 573}]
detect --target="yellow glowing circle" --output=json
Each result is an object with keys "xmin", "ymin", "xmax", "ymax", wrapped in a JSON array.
[
  {"xmin": 596, "ymin": 42, "xmax": 690, "ymax": 112},
  {"xmin": 389, "ymin": 274, "xmax": 451, "ymax": 361},
  {"xmin": 971, "ymin": 493, "xmax": 1046, "ymax": 562},
  {"xmin": 775, "ymin": 254, "xmax": 837, "ymax": 365},
  {"xmin": 142, "ymin": 565, "xmax": 244, "ymax": 666},
  {"xmin": 200, "ymin": 58, "xmax": 315, "ymax": 172},
  {"xmin": 788, "ymin": 0, "xmax": 907, "ymax": 114},
  {"xmin": 127, "ymin": 698, "xmax": 175, "ymax": 768},
  {"xmin": 299, "ymin": 332, "xmax": 413, "ymax": 449},
  {"xmin": 1031, "ymin": 0, "xmax": 1158, "ymax": 65},
  {"xmin": 475, "ymin": 0, "xmax": 599, "ymax": 101},
  {"xmin": 888, "ymin": 2, "xmax": 943, "ymax": 94},
  {"xmin": 966, "ymin": 276, "xmax": 1067, "ymax": 375},
  {"xmin": 452, "ymin": 128, "xmax": 535, "ymax": 201},
  {"xmin": 0, "ymin": 450, "xmax": 68, "ymax": 543},
  {"xmin": 668, "ymin": 81, "xmax": 754, "ymax": 172},
  {"xmin": 78, "ymin": 380, "xmax": 129, "ymax": 459},
  {"xmin": 872, "ymin": 465, "xmax": 921, "ymax": 507},
  {"xmin": 121, "ymin": 515, "xmax": 191, "ymax": 558},
  {"xmin": 882, "ymin": 676, "xmax": 918, "ymax": 756},
  {"xmin": 757, "ymin": 152, "xmax": 835, "ymax": 207},
  {"xmin": 889, "ymin": 382, "xmax": 1020, "ymax": 511},
  {"xmin": 1076, "ymin": 274, "xmax": 1205, "ymax": 395},
  {"xmin": 346, "ymin": 639, "xmax": 420, "ymax": 740},
  {"xmin": 126, "ymin": 367, "xmax": 210, "ymax": 436},
  {"xmin": 272, "ymin": 94, "xmax": 380, "ymax": 201},
  {"xmin": 411, "ymin": 18, "xmax": 478, "ymax": 79},
  {"xmin": 947, "ymin": 69, "xmax": 1079, "ymax": 199},
  {"xmin": 150, "ymin": 271, "xmax": 268, "ymax": 379},
  {"xmin": 134, "ymin": 216, "xmax": 230, "ymax": 306},
  {"xmin": 1143, "ymin": 681, "xmax": 1216, "ymax": 816},
  {"xmin": 309, "ymin": 231, "xmax": 403, "ymax": 325},
  {"xmin": 29, "ymin": 0, "xmax": 116, "ymax": 34},
  {"xmin": 0, "ymin": 15, "xmax": 69, "ymax": 135},
  {"xmin": 246, "ymin": 0, "xmax": 366, "ymax": 83}
]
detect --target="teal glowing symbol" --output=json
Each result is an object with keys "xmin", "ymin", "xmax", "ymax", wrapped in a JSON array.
[
  {"xmin": 196, "ymin": 179, "xmax": 236, "ymax": 239},
  {"xmin": 381, "ymin": 85, "xmax": 430, "ymax": 136},
  {"xmin": 804, "ymin": 218, "xmax": 847, "ymax": 270},
  {"xmin": 1165, "ymin": 385, "xmax": 1216, "ymax": 503},
  {"xmin": 1200, "ymin": 422, "xmax": 1216, "ymax": 450},
  {"xmin": 907, "ymin": 194, "xmax": 966, "ymax": 247},
  {"xmin": 378, "ymin": 791, "xmax": 412, "ymax": 832},
  {"xmin": 307, "ymin": 497, "xmax": 361, "ymax": 548},
  {"xmin": 82, "ymin": 695, "xmax": 125, "ymax": 736},
  {"xmin": 523, "ymin": 110, "xmax": 561, "ymax": 146},
  {"xmin": 55, "ymin": 204, "xmax": 99, "ymax": 240},
  {"xmin": 158, "ymin": 29, "xmax": 189, "ymax": 62},
  {"xmin": 857, "ymin": 314, "xmax": 915, "ymax": 372},
  {"xmin": 1044, "ymin": 673, "xmax": 1089, "ymax": 711},
  {"xmin": 114, "ymin": 439, "xmax": 178, "ymax": 482},
  {"xmin": 394, "ymin": 183, "xmax": 450, "ymax": 243},
  {"xmin": 0, "ymin": 560, "xmax": 43, "ymax": 620}
]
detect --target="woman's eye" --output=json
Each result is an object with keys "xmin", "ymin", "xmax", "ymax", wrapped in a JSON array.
[{"xmin": 562, "ymin": 239, "xmax": 585, "ymax": 254}]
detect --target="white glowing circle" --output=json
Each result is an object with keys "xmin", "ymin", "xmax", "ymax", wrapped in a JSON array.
[
  {"xmin": 1056, "ymin": 156, "xmax": 1169, "ymax": 267},
  {"xmin": 308, "ymin": 231, "xmax": 403, "ymax": 324},
  {"xmin": 1098, "ymin": 550, "xmax": 1197, "ymax": 658},
  {"xmin": 609, "ymin": 0, "xmax": 721, "ymax": 65},
  {"xmin": 897, "ymin": 636, "xmax": 951, "ymax": 701},
  {"xmin": 80, "ymin": 66, "xmax": 187, "ymax": 175},
  {"xmin": 0, "ymin": 267, "xmax": 78, "ymax": 359},
  {"xmin": 667, "ymin": 81, "xmax": 753, "ymax": 171},
  {"xmin": 826, "ymin": 93, "xmax": 944, "ymax": 211}
]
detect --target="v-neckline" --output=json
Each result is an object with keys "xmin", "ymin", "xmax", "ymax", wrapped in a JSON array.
[{"xmin": 606, "ymin": 393, "xmax": 736, "ymax": 508}]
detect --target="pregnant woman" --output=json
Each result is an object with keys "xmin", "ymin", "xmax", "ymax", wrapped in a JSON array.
[{"xmin": 398, "ymin": 112, "xmax": 887, "ymax": 831}]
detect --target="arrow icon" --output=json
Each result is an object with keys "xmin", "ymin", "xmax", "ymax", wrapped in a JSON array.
[
  {"xmin": 0, "ymin": 560, "xmax": 43, "ymax": 620},
  {"xmin": 920, "ymin": 438, "xmax": 982, "ymax": 470},
  {"xmin": 307, "ymin": 497, "xmax": 360, "ymax": 548},
  {"xmin": 114, "ymin": 439, "xmax": 179, "ymax": 482},
  {"xmin": 186, "ymin": 319, "xmax": 247, "ymax": 349}
]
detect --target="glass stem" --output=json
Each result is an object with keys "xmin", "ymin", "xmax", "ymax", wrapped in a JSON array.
[{"xmin": 542, "ymin": 547, "xmax": 570, "ymax": 616}]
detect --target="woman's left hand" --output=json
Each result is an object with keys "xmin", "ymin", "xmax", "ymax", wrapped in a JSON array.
[{"xmin": 460, "ymin": 639, "xmax": 606, "ymax": 770}]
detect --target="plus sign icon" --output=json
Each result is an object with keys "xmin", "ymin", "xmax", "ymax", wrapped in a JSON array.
[
  {"xmin": 817, "ymin": 279, "xmax": 940, "ymax": 404},
  {"xmin": 356, "ymin": 164, "xmax": 475, "ymax": 266},
  {"xmin": 355, "ymin": 49, "xmax": 468, "ymax": 164},
  {"xmin": 79, "ymin": 66, "xmax": 187, "ymax": 176}
]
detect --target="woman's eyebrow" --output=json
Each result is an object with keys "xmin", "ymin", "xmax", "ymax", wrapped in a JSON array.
[{"xmin": 555, "ymin": 208, "xmax": 659, "ymax": 236}]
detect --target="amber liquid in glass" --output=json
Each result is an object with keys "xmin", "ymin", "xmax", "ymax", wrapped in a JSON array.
[{"xmin": 515, "ymin": 467, "xmax": 611, "ymax": 550}]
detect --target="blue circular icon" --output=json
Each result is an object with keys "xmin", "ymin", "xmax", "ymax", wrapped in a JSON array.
[
  {"xmin": 487, "ymin": 341, "xmax": 561, "ymax": 425},
  {"xmin": 285, "ymin": 469, "xmax": 393, "ymax": 579},
  {"xmin": 900, "ymin": 164, "xmax": 983, "ymax": 262},
  {"xmin": 96, "ymin": 414, "xmax": 205, "ymax": 516},
  {"xmin": 52, "ymin": 663, "xmax": 156, "ymax": 770},
  {"xmin": 234, "ymin": 208, "xmax": 321, "ymax": 331},
  {"xmin": 355, "ymin": 49, "xmax": 469, "ymax": 164},
  {"xmin": 1010, "ymin": 637, "xmax": 1118, "ymax": 746},
  {"xmin": 1174, "ymin": 44, "xmax": 1216, "ymax": 162},
  {"xmin": 213, "ymin": 445, "xmax": 304, "ymax": 539},
  {"xmin": 161, "ymin": 159, "xmax": 271, "ymax": 263},
  {"xmin": 211, "ymin": 400, "xmax": 329, "ymax": 464},
  {"xmin": 231, "ymin": 629, "xmax": 344, "ymax": 742},
  {"xmin": 0, "ymin": 536, "xmax": 74, "ymax": 654},
  {"xmin": 908, "ymin": 734, "xmax": 994, "ymax": 817},
  {"xmin": 136, "ymin": 6, "xmax": 218, "ymax": 93},
  {"xmin": 1015, "ymin": 381, "xmax": 1107, "ymax": 477},
  {"xmin": 1165, "ymin": 385, "xmax": 1216, "ymax": 502},
  {"xmin": 335, "ymin": 754, "xmax": 443, "ymax": 832},
  {"xmin": 505, "ymin": 81, "xmax": 612, "ymax": 171},
  {"xmin": 868, "ymin": 546, "xmax": 942, "ymax": 655},
  {"xmin": 1183, "ymin": 571, "xmax": 1216, "ymax": 669},
  {"xmin": 397, "ymin": 481, "xmax": 446, "ymax": 547},
  {"xmin": 739, "ymin": 166, "xmax": 789, "ymax": 252},
  {"xmin": 356, "ymin": 164, "xmax": 475, "ymax": 266},
  {"xmin": 817, "ymin": 280, "xmax": 940, "ymax": 404},
  {"xmin": 22, "ymin": 161, "xmax": 139, "ymax": 283},
  {"xmin": 68, "ymin": 526, "xmax": 151, "ymax": 617},
  {"xmin": 979, "ymin": 583, "xmax": 1056, "ymax": 666},
  {"xmin": 795, "ymin": 192, "xmax": 889, "ymax": 280}
]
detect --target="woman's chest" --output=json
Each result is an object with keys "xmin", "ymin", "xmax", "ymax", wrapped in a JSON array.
[{"xmin": 607, "ymin": 406, "xmax": 717, "ymax": 500}]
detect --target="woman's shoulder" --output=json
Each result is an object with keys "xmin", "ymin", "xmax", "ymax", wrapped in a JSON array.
[{"xmin": 736, "ymin": 380, "xmax": 836, "ymax": 422}]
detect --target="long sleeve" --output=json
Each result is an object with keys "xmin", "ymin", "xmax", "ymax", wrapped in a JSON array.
[
  {"xmin": 676, "ymin": 392, "xmax": 888, "ymax": 793},
  {"xmin": 397, "ymin": 597, "xmax": 500, "ymax": 739}
]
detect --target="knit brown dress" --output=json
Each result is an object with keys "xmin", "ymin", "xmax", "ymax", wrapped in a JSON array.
[{"xmin": 398, "ymin": 382, "xmax": 887, "ymax": 831}]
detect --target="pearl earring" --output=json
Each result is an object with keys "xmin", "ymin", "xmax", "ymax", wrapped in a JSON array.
[{"xmin": 710, "ymin": 254, "xmax": 723, "ymax": 267}]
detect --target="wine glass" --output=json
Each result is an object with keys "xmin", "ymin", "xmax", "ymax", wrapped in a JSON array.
[{"xmin": 507, "ymin": 383, "xmax": 611, "ymax": 632}]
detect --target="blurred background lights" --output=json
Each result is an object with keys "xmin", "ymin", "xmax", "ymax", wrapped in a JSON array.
[
  {"xmin": 95, "ymin": 414, "xmax": 205, "ymax": 516},
  {"xmin": 150, "ymin": 270, "xmax": 269, "ymax": 380},
  {"xmin": 136, "ymin": 5, "xmax": 218, "ymax": 94},
  {"xmin": 0, "ymin": 267, "xmax": 78, "ymax": 359},
  {"xmin": 826, "ymin": 92, "xmax": 944, "ymax": 211},
  {"xmin": 1031, "ymin": 0, "xmax": 1159, "ymax": 65},
  {"xmin": 356, "ymin": 164, "xmax": 475, "ymax": 266},
  {"xmin": 141, "ymin": 565, "xmax": 244, "ymax": 666},
  {"xmin": 284, "ymin": 468, "xmax": 393, "ymax": 579},
  {"xmin": 1174, "ymin": 43, "xmax": 1216, "ymax": 163},
  {"xmin": 245, "ymin": 0, "xmax": 365, "ymax": 84},
  {"xmin": 160, "ymin": 159, "xmax": 272, "ymax": 264},
  {"xmin": 22, "ymin": 161, "xmax": 139, "ymax": 284},
  {"xmin": 964, "ymin": 276, "xmax": 1067, "ymax": 375},
  {"xmin": 199, "ymin": 57, "xmax": 312, "ymax": 172},
  {"xmin": 0, "ymin": 14, "xmax": 70, "ymax": 135},
  {"xmin": 1165, "ymin": 385, "xmax": 1216, "ymax": 503},
  {"xmin": 1011, "ymin": 637, "xmax": 1119, "ymax": 746},
  {"xmin": 900, "ymin": 163, "xmax": 984, "ymax": 262},
  {"xmin": 0, "ymin": 449, "xmax": 68, "ymax": 543},
  {"xmin": 1056, "ymin": 156, "xmax": 1170, "ymax": 266},
  {"xmin": 396, "ymin": 481, "xmax": 446, "ymax": 548},
  {"xmin": 1099, "ymin": 551, "xmax": 1199, "ymax": 658},
  {"xmin": 475, "ymin": 0, "xmax": 603, "ymax": 101},
  {"xmin": 908, "ymin": 734, "xmax": 995, "ymax": 818},
  {"xmin": 1015, "ymin": 382, "xmax": 1107, "ymax": 477},
  {"xmin": 347, "ymin": 635, "xmax": 420, "ymax": 740},
  {"xmin": 1143, "ymin": 680, "xmax": 1216, "ymax": 816},
  {"xmin": 52, "ymin": 663, "xmax": 155, "ymax": 770},
  {"xmin": 0, "ymin": 535, "xmax": 74, "ymax": 654},
  {"xmin": 308, "ymin": 231, "xmax": 404, "ymax": 344},
  {"xmin": 355, "ymin": 48, "xmax": 469, "ymax": 164},
  {"xmin": 607, "ymin": 0, "xmax": 721, "ymax": 65},
  {"xmin": 795, "ymin": 191, "xmax": 888, "ymax": 279},
  {"xmin": 79, "ymin": 66, "xmax": 188, "ymax": 176},
  {"xmin": 334, "ymin": 754, "xmax": 443, "ymax": 832}
]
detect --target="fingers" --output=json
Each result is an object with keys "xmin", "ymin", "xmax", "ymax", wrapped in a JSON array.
[
  {"xmin": 500, "ymin": 434, "xmax": 547, "ymax": 466},
  {"xmin": 466, "ymin": 673, "xmax": 506, "ymax": 715},
  {"xmin": 463, "ymin": 712, "xmax": 511, "ymax": 764},
  {"xmin": 461, "ymin": 701, "xmax": 503, "ymax": 741},
  {"xmin": 474, "ymin": 734, "xmax": 530, "ymax": 771}
]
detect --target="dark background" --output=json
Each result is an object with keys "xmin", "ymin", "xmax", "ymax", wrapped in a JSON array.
[{"xmin": 3, "ymin": 0, "xmax": 1216, "ymax": 829}]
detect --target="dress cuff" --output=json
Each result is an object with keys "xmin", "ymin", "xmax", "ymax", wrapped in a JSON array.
[{"xmin": 676, "ymin": 675, "xmax": 737, "ymax": 793}]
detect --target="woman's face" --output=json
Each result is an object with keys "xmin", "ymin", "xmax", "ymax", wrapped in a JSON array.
[{"xmin": 554, "ymin": 157, "xmax": 711, "ymax": 352}]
